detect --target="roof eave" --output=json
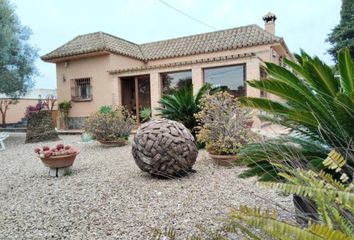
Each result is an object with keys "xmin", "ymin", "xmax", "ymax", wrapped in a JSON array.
[{"xmin": 41, "ymin": 50, "xmax": 111, "ymax": 63}]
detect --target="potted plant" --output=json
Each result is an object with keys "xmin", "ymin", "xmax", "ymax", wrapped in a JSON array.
[
  {"xmin": 139, "ymin": 107, "xmax": 151, "ymax": 123},
  {"xmin": 58, "ymin": 100, "xmax": 72, "ymax": 129},
  {"xmin": 34, "ymin": 144, "xmax": 79, "ymax": 168},
  {"xmin": 84, "ymin": 105, "xmax": 135, "ymax": 146},
  {"xmin": 195, "ymin": 91, "xmax": 256, "ymax": 166}
]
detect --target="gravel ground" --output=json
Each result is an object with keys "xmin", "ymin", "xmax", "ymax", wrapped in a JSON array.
[{"xmin": 0, "ymin": 133, "xmax": 294, "ymax": 239}]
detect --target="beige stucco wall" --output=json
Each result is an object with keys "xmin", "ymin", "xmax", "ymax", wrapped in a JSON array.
[
  {"xmin": 3, "ymin": 99, "xmax": 38, "ymax": 124},
  {"xmin": 56, "ymin": 54, "xmax": 144, "ymax": 118},
  {"xmin": 54, "ymin": 42, "xmax": 290, "ymax": 120},
  {"xmin": 3, "ymin": 99, "xmax": 58, "ymax": 124}
]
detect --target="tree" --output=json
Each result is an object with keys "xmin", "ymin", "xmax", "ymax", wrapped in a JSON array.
[
  {"xmin": 0, "ymin": 0, "xmax": 38, "ymax": 127},
  {"xmin": 327, "ymin": 0, "xmax": 354, "ymax": 60},
  {"xmin": 238, "ymin": 48, "xmax": 354, "ymax": 181}
]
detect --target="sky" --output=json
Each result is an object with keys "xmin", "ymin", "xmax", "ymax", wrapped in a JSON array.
[{"xmin": 12, "ymin": 0, "xmax": 341, "ymax": 89}]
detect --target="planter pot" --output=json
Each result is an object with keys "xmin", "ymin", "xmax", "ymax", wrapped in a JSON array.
[
  {"xmin": 39, "ymin": 151, "xmax": 79, "ymax": 168},
  {"xmin": 98, "ymin": 139, "xmax": 127, "ymax": 147},
  {"xmin": 208, "ymin": 152, "xmax": 236, "ymax": 167}
]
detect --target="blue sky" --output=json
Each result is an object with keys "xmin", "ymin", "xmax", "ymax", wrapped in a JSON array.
[{"xmin": 12, "ymin": 0, "xmax": 341, "ymax": 89}]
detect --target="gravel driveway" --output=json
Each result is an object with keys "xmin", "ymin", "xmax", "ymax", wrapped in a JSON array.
[{"xmin": 0, "ymin": 133, "xmax": 294, "ymax": 239}]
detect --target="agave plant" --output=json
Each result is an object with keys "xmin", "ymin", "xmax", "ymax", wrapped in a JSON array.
[
  {"xmin": 139, "ymin": 107, "xmax": 151, "ymax": 123},
  {"xmin": 157, "ymin": 84, "xmax": 211, "ymax": 135},
  {"xmin": 238, "ymin": 48, "xmax": 354, "ymax": 181}
]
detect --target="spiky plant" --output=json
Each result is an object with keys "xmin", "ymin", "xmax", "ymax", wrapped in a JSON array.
[
  {"xmin": 238, "ymin": 48, "xmax": 354, "ymax": 181},
  {"xmin": 139, "ymin": 107, "xmax": 151, "ymax": 123},
  {"xmin": 229, "ymin": 150, "xmax": 354, "ymax": 240},
  {"xmin": 157, "ymin": 84, "xmax": 211, "ymax": 135}
]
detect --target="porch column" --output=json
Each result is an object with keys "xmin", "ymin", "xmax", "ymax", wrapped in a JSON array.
[
  {"xmin": 111, "ymin": 75, "xmax": 121, "ymax": 106},
  {"xmin": 192, "ymin": 67, "xmax": 203, "ymax": 94},
  {"xmin": 245, "ymin": 58, "xmax": 261, "ymax": 98},
  {"xmin": 150, "ymin": 72, "xmax": 161, "ymax": 117},
  {"xmin": 245, "ymin": 58, "xmax": 262, "ymax": 128}
]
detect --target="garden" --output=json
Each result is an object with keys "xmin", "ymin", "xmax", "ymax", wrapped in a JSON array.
[{"xmin": 0, "ymin": 48, "xmax": 353, "ymax": 239}]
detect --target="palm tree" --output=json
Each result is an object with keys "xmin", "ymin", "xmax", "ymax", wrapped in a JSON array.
[
  {"xmin": 238, "ymin": 48, "xmax": 354, "ymax": 181},
  {"xmin": 157, "ymin": 84, "xmax": 211, "ymax": 136}
]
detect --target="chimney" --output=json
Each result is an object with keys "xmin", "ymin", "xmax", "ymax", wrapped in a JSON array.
[{"xmin": 262, "ymin": 12, "xmax": 276, "ymax": 35}]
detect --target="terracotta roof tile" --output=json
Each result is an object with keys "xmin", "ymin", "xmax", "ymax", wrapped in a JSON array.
[{"xmin": 41, "ymin": 25, "xmax": 282, "ymax": 62}]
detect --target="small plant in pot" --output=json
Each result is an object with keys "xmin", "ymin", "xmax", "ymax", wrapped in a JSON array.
[
  {"xmin": 84, "ymin": 105, "xmax": 135, "ymax": 146},
  {"xmin": 195, "ymin": 91, "xmax": 256, "ymax": 166},
  {"xmin": 58, "ymin": 100, "xmax": 72, "ymax": 129},
  {"xmin": 34, "ymin": 144, "xmax": 79, "ymax": 168}
]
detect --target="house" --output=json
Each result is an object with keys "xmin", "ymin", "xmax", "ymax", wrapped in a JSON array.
[
  {"xmin": 41, "ymin": 12, "xmax": 291, "ymax": 128},
  {"xmin": 0, "ymin": 88, "xmax": 57, "ymax": 126}
]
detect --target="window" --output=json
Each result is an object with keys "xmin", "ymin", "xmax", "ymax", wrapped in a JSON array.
[
  {"xmin": 204, "ymin": 64, "xmax": 245, "ymax": 97},
  {"xmin": 260, "ymin": 67, "xmax": 268, "ymax": 98},
  {"xmin": 71, "ymin": 78, "xmax": 92, "ymax": 101},
  {"xmin": 161, "ymin": 70, "xmax": 192, "ymax": 94}
]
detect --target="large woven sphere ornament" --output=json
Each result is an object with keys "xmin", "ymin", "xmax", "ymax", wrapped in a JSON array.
[{"xmin": 132, "ymin": 119, "xmax": 198, "ymax": 177}]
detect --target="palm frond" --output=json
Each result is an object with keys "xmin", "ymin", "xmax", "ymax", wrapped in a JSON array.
[
  {"xmin": 229, "ymin": 206, "xmax": 351, "ymax": 240},
  {"xmin": 337, "ymin": 48, "xmax": 354, "ymax": 98}
]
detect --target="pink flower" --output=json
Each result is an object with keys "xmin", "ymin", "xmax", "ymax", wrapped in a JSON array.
[
  {"xmin": 56, "ymin": 144, "xmax": 64, "ymax": 150},
  {"xmin": 42, "ymin": 146, "xmax": 50, "ymax": 151},
  {"xmin": 34, "ymin": 148, "xmax": 41, "ymax": 154}
]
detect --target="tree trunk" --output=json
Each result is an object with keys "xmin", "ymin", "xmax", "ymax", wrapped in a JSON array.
[{"xmin": 1, "ymin": 112, "xmax": 6, "ymax": 128}]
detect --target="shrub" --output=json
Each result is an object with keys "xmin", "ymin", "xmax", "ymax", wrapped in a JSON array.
[
  {"xmin": 84, "ymin": 105, "xmax": 135, "ymax": 141},
  {"xmin": 195, "ymin": 91, "xmax": 255, "ymax": 155},
  {"xmin": 157, "ymin": 84, "xmax": 211, "ymax": 136},
  {"xmin": 228, "ymin": 150, "xmax": 354, "ymax": 240},
  {"xmin": 58, "ymin": 100, "xmax": 72, "ymax": 112},
  {"xmin": 139, "ymin": 107, "xmax": 151, "ymax": 123},
  {"xmin": 25, "ymin": 101, "xmax": 47, "ymax": 116},
  {"xmin": 99, "ymin": 105, "xmax": 112, "ymax": 114},
  {"xmin": 238, "ymin": 48, "xmax": 354, "ymax": 181},
  {"xmin": 153, "ymin": 151, "xmax": 354, "ymax": 239}
]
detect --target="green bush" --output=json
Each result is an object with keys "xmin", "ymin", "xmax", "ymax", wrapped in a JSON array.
[
  {"xmin": 99, "ymin": 105, "xmax": 113, "ymax": 114},
  {"xmin": 238, "ymin": 48, "xmax": 354, "ymax": 181},
  {"xmin": 139, "ymin": 107, "xmax": 151, "ymax": 123},
  {"xmin": 195, "ymin": 91, "xmax": 254, "ymax": 155},
  {"xmin": 157, "ymin": 84, "xmax": 210, "ymax": 136},
  {"xmin": 58, "ymin": 100, "xmax": 72, "ymax": 112},
  {"xmin": 84, "ymin": 106, "xmax": 135, "ymax": 141}
]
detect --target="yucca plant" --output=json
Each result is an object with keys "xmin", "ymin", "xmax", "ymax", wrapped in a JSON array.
[
  {"xmin": 157, "ymin": 84, "xmax": 211, "ymax": 136},
  {"xmin": 228, "ymin": 150, "xmax": 354, "ymax": 240},
  {"xmin": 238, "ymin": 48, "xmax": 354, "ymax": 181}
]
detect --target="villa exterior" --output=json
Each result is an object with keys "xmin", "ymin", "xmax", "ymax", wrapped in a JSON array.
[{"xmin": 42, "ymin": 13, "xmax": 291, "ymax": 128}]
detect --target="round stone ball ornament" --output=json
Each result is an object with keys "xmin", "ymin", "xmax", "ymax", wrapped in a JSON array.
[{"xmin": 132, "ymin": 119, "xmax": 198, "ymax": 177}]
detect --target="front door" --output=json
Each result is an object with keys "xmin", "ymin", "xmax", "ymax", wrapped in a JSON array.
[{"xmin": 121, "ymin": 75, "xmax": 151, "ymax": 124}]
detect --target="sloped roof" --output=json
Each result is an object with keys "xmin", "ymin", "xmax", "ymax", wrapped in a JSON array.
[
  {"xmin": 41, "ymin": 32, "xmax": 144, "ymax": 61},
  {"xmin": 41, "ymin": 24, "xmax": 284, "ymax": 62}
]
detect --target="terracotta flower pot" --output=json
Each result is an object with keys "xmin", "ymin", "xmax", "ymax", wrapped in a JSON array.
[
  {"xmin": 208, "ymin": 152, "xmax": 236, "ymax": 167},
  {"xmin": 39, "ymin": 151, "xmax": 79, "ymax": 168},
  {"xmin": 98, "ymin": 139, "xmax": 127, "ymax": 146}
]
